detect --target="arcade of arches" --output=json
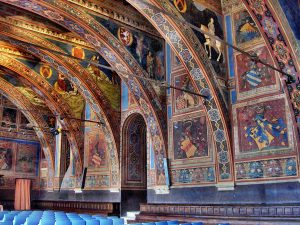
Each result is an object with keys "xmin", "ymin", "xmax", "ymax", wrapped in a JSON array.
[{"xmin": 0, "ymin": 0, "xmax": 299, "ymax": 224}]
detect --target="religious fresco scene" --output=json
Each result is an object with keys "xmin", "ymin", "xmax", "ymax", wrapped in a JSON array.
[{"xmin": 0, "ymin": 0, "xmax": 298, "ymax": 224}]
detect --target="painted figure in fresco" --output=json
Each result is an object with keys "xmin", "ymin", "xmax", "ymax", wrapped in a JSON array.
[
  {"xmin": 87, "ymin": 55, "xmax": 112, "ymax": 84},
  {"xmin": 2, "ymin": 109, "xmax": 16, "ymax": 128},
  {"xmin": 54, "ymin": 73, "xmax": 84, "ymax": 118},
  {"xmin": 155, "ymin": 55, "xmax": 164, "ymax": 81},
  {"xmin": 0, "ymin": 148, "xmax": 12, "ymax": 170},
  {"xmin": 135, "ymin": 35, "xmax": 144, "ymax": 64},
  {"xmin": 175, "ymin": 76, "xmax": 198, "ymax": 110},
  {"xmin": 2, "ymin": 112, "xmax": 12, "ymax": 128},
  {"xmin": 200, "ymin": 18, "xmax": 223, "ymax": 61},
  {"xmin": 244, "ymin": 105, "xmax": 288, "ymax": 151},
  {"xmin": 208, "ymin": 18, "xmax": 215, "ymax": 36},
  {"xmin": 146, "ymin": 51, "xmax": 154, "ymax": 79},
  {"xmin": 54, "ymin": 73, "xmax": 67, "ymax": 94}
]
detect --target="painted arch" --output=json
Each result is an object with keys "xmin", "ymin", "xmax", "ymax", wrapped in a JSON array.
[
  {"xmin": 0, "ymin": 0, "xmax": 170, "ymax": 187},
  {"xmin": 0, "ymin": 54, "xmax": 85, "ymax": 174},
  {"xmin": 0, "ymin": 78, "xmax": 55, "ymax": 184},
  {"xmin": 128, "ymin": 0, "xmax": 234, "ymax": 185}
]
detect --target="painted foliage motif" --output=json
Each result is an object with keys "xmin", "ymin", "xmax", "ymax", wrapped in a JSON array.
[
  {"xmin": 87, "ymin": 130, "xmax": 107, "ymax": 169},
  {"xmin": 236, "ymin": 45, "xmax": 277, "ymax": 96},
  {"xmin": 15, "ymin": 143, "xmax": 39, "ymax": 174},
  {"xmin": 233, "ymin": 10, "xmax": 261, "ymax": 46},
  {"xmin": 171, "ymin": 166, "xmax": 215, "ymax": 185},
  {"xmin": 236, "ymin": 157, "xmax": 297, "ymax": 180},
  {"xmin": 236, "ymin": 98, "xmax": 289, "ymax": 153},
  {"xmin": 173, "ymin": 116, "xmax": 208, "ymax": 159},
  {"xmin": 173, "ymin": 74, "xmax": 200, "ymax": 114}
]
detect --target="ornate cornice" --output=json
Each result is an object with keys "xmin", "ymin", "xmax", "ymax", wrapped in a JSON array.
[
  {"xmin": 0, "ymin": 8, "xmax": 91, "ymax": 48},
  {"xmin": 0, "ymin": 43, "xmax": 36, "ymax": 59},
  {"xmin": 67, "ymin": 0, "xmax": 160, "ymax": 36},
  {"xmin": 221, "ymin": 0, "xmax": 242, "ymax": 15}
]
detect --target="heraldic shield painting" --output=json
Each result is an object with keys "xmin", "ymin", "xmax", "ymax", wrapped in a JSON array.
[
  {"xmin": 233, "ymin": 95, "xmax": 294, "ymax": 159},
  {"xmin": 235, "ymin": 45, "xmax": 279, "ymax": 99},
  {"xmin": 172, "ymin": 115, "xmax": 208, "ymax": 160}
]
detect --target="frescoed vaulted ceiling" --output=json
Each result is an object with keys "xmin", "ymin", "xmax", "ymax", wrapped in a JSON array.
[{"xmin": 0, "ymin": 0, "xmax": 299, "ymax": 191}]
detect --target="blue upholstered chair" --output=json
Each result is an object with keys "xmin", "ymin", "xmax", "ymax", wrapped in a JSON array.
[
  {"xmin": 85, "ymin": 220, "xmax": 99, "ymax": 225},
  {"xmin": 98, "ymin": 219, "xmax": 112, "ymax": 225},
  {"xmin": 142, "ymin": 222, "xmax": 155, "ymax": 225},
  {"xmin": 112, "ymin": 218, "xmax": 123, "ymax": 225},
  {"xmin": 0, "ymin": 221, "xmax": 14, "ymax": 225},
  {"xmin": 155, "ymin": 222, "xmax": 168, "ymax": 225},
  {"xmin": 191, "ymin": 222, "xmax": 203, "ymax": 225},
  {"xmin": 55, "ymin": 220, "xmax": 71, "ymax": 225},
  {"xmin": 2, "ymin": 214, "xmax": 15, "ymax": 222},
  {"xmin": 167, "ymin": 221, "xmax": 178, "ymax": 225},
  {"xmin": 70, "ymin": 220, "xmax": 85, "ymax": 225},
  {"xmin": 13, "ymin": 215, "xmax": 27, "ymax": 225}
]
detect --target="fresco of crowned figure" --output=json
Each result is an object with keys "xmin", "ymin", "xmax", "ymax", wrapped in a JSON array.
[{"xmin": 54, "ymin": 73, "xmax": 85, "ymax": 119}]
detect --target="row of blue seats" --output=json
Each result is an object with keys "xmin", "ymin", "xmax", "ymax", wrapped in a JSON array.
[{"xmin": 0, "ymin": 211, "xmax": 230, "ymax": 225}]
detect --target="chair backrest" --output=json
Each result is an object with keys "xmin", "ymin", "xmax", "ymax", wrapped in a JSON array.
[
  {"xmin": 3, "ymin": 214, "xmax": 15, "ymax": 221},
  {"xmin": 98, "ymin": 219, "xmax": 112, "ymax": 225},
  {"xmin": 0, "ymin": 221, "xmax": 14, "ymax": 225},
  {"xmin": 85, "ymin": 220, "xmax": 99, "ymax": 225},
  {"xmin": 70, "ymin": 220, "xmax": 85, "ymax": 225},
  {"xmin": 191, "ymin": 223, "xmax": 203, "ymax": 225},
  {"xmin": 155, "ymin": 222, "xmax": 168, "ymax": 225},
  {"xmin": 142, "ymin": 223, "xmax": 155, "ymax": 225},
  {"xmin": 167, "ymin": 221, "xmax": 178, "ymax": 225},
  {"xmin": 112, "ymin": 218, "xmax": 123, "ymax": 225},
  {"xmin": 55, "ymin": 220, "xmax": 72, "ymax": 225}
]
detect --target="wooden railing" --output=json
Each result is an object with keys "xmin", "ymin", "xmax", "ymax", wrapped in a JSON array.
[{"xmin": 31, "ymin": 201, "xmax": 119, "ymax": 215}]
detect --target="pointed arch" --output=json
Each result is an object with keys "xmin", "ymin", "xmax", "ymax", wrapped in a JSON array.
[
  {"xmin": 0, "ymin": 54, "xmax": 85, "ymax": 175},
  {"xmin": 0, "ymin": 21, "xmax": 121, "ymax": 149},
  {"xmin": 0, "ymin": 0, "xmax": 169, "ymax": 187},
  {"xmin": 0, "ymin": 78, "xmax": 55, "ymax": 185},
  {"xmin": 127, "ymin": 0, "xmax": 234, "ymax": 185},
  {"xmin": 241, "ymin": 0, "xmax": 300, "ymax": 123}
]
